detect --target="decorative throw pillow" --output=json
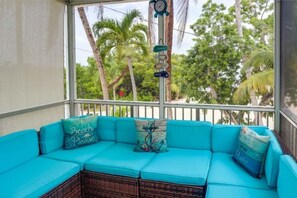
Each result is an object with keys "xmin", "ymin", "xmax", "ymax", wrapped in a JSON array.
[
  {"xmin": 62, "ymin": 115, "xmax": 99, "ymax": 149},
  {"xmin": 233, "ymin": 126, "xmax": 270, "ymax": 178},
  {"xmin": 134, "ymin": 119, "xmax": 167, "ymax": 153}
]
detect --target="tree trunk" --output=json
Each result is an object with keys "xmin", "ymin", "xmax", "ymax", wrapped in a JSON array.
[
  {"xmin": 209, "ymin": 87, "xmax": 239, "ymax": 125},
  {"xmin": 127, "ymin": 56, "xmax": 138, "ymax": 117},
  {"xmin": 148, "ymin": 3, "xmax": 155, "ymax": 47},
  {"xmin": 165, "ymin": 0, "xmax": 174, "ymax": 119},
  {"xmin": 108, "ymin": 65, "xmax": 129, "ymax": 89},
  {"xmin": 234, "ymin": 0, "xmax": 243, "ymax": 38},
  {"xmin": 77, "ymin": 7, "xmax": 109, "ymax": 100},
  {"xmin": 127, "ymin": 56, "xmax": 137, "ymax": 101},
  {"xmin": 234, "ymin": 0, "xmax": 262, "ymax": 125}
]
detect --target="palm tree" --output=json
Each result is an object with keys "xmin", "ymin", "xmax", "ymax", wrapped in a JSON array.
[
  {"xmin": 77, "ymin": 6, "xmax": 109, "ymax": 100},
  {"xmin": 93, "ymin": 9, "xmax": 149, "ymax": 102},
  {"xmin": 233, "ymin": 49, "xmax": 274, "ymax": 124},
  {"xmin": 234, "ymin": 49, "xmax": 274, "ymax": 103}
]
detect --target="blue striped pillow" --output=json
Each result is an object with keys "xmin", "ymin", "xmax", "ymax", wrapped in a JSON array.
[{"xmin": 233, "ymin": 127, "xmax": 270, "ymax": 178}]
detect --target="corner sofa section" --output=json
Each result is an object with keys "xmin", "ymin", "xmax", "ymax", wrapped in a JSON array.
[
  {"xmin": 206, "ymin": 155, "xmax": 297, "ymax": 198},
  {"xmin": 0, "ymin": 130, "xmax": 81, "ymax": 197},
  {"xmin": 206, "ymin": 125, "xmax": 283, "ymax": 198}
]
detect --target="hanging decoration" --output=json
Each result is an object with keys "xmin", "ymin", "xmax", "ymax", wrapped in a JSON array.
[
  {"xmin": 149, "ymin": 0, "xmax": 170, "ymax": 78},
  {"xmin": 149, "ymin": 0, "xmax": 169, "ymax": 18}
]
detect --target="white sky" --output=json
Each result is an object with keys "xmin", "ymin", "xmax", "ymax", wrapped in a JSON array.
[{"xmin": 75, "ymin": 0, "xmax": 234, "ymax": 65}]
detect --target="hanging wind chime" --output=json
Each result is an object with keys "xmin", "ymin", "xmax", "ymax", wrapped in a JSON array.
[{"xmin": 149, "ymin": 0, "xmax": 170, "ymax": 78}]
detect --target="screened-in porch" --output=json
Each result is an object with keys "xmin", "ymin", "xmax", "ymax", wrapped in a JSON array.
[{"xmin": 0, "ymin": 0, "xmax": 296, "ymax": 197}]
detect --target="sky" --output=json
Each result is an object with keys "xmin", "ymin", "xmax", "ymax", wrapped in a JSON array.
[{"xmin": 74, "ymin": 0, "xmax": 234, "ymax": 65}]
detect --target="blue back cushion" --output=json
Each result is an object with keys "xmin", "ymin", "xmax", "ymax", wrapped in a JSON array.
[
  {"xmin": 116, "ymin": 118, "xmax": 137, "ymax": 144},
  {"xmin": 40, "ymin": 121, "xmax": 64, "ymax": 154},
  {"xmin": 277, "ymin": 155, "xmax": 297, "ymax": 198},
  {"xmin": 212, "ymin": 125, "xmax": 268, "ymax": 153},
  {"xmin": 97, "ymin": 116, "xmax": 116, "ymax": 141},
  {"xmin": 263, "ymin": 129, "xmax": 283, "ymax": 187},
  {"xmin": 0, "ymin": 129, "xmax": 39, "ymax": 174},
  {"xmin": 167, "ymin": 120, "xmax": 212, "ymax": 150}
]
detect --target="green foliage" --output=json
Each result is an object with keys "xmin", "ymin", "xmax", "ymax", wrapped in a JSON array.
[
  {"xmin": 93, "ymin": 9, "xmax": 149, "ymax": 61},
  {"xmin": 171, "ymin": 54, "xmax": 186, "ymax": 98},
  {"xmin": 233, "ymin": 69, "xmax": 274, "ymax": 104},
  {"xmin": 76, "ymin": 60, "xmax": 102, "ymax": 99},
  {"xmin": 182, "ymin": 0, "xmax": 242, "ymax": 104},
  {"xmin": 232, "ymin": 0, "xmax": 274, "ymax": 106},
  {"xmin": 74, "ymin": 0, "xmax": 275, "ymax": 107},
  {"xmin": 93, "ymin": 9, "xmax": 149, "ymax": 101},
  {"xmin": 114, "ymin": 106, "xmax": 128, "ymax": 117}
]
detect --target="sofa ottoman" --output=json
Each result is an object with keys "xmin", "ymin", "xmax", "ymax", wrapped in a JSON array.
[{"xmin": 139, "ymin": 120, "xmax": 212, "ymax": 198}]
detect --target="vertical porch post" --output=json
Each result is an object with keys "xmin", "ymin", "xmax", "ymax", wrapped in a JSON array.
[
  {"xmin": 274, "ymin": 0, "xmax": 281, "ymax": 133},
  {"xmin": 158, "ymin": 16, "xmax": 165, "ymax": 119},
  {"xmin": 67, "ymin": 3, "xmax": 77, "ymax": 117}
]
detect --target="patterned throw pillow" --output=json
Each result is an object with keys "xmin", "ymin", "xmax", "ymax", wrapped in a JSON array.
[
  {"xmin": 134, "ymin": 119, "xmax": 167, "ymax": 153},
  {"xmin": 62, "ymin": 115, "xmax": 99, "ymax": 149},
  {"xmin": 233, "ymin": 126, "xmax": 270, "ymax": 178}
]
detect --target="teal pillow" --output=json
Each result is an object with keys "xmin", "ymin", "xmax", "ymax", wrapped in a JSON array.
[
  {"xmin": 233, "ymin": 126, "xmax": 270, "ymax": 178},
  {"xmin": 134, "ymin": 119, "xmax": 167, "ymax": 153},
  {"xmin": 62, "ymin": 115, "xmax": 99, "ymax": 149}
]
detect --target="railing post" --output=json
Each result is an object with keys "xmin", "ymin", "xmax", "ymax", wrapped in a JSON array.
[
  {"xmin": 130, "ymin": 106, "xmax": 134, "ymax": 117},
  {"xmin": 196, "ymin": 109, "xmax": 200, "ymax": 121}
]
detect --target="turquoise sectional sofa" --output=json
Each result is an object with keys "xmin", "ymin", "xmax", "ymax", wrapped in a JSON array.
[{"xmin": 0, "ymin": 116, "xmax": 296, "ymax": 198}]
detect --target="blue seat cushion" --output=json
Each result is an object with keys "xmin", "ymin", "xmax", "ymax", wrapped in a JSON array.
[
  {"xmin": 85, "ymin": 143, "xmax": 156, "ymax": 178},
  {"xmin": 141, "ymin": 148, "xmax": 211, "ymax": 186},
  {"xmin": 0, "ymin": 129, "xmax": 39, "ymax": 174},
  {"xmin": 0, "ymin": 157, "xmax": 80, "ymax": 198},
  {"xmin": 206, "ymin": 184, "xmax": 278, "ymax": 198},
  {"xmin": 42, "ymin": 141, "xmax": 114, "ymax": 169},
  {"xmin": 277, "ymin": 155, "xmax": 297, "ymax": 198},
  {"xmin": 207, "ymin": 153, "xmax": 269, "ymax": 189}
]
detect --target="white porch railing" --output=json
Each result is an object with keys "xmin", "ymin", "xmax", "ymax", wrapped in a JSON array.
[{"xmin": 74, "ymin": 99, "xmax": 275, "ymax": 129}]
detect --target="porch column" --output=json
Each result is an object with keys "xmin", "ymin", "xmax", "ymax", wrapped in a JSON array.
[
  {"xmin": 67, "ymin": 3, "xmax": 77, "ymax": 117},
  {"xmin": 274, "ymin": 0, "xmax": 281, "ymax": 133},
  {"xmin": 158, "ymin": 16, "xmax": 165, "ymax": 119}
]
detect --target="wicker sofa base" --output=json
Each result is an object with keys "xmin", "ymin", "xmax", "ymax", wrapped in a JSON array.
[
  {"xmin": 41, "ymin": 173, "xmax": 82, "ymax": 198},
  {"xmin": 139, "ymin": 179, "xmax": 205, "ymax": 198},
  {"xmin": 82, "ymin": 171, "xmax": 139, "ymax": 198}
]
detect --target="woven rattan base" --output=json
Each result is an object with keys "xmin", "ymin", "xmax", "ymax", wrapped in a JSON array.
[
  {"xmin": 82, "ymin": 171, "xmax": 139, "ymax": 198},
  {"xmin": 139, "ymin": 179, "xmax": 205, "ymax": 198},
  {"xmin": 41, "ymin": 173, "xmax": 82, "ymax": 198}
]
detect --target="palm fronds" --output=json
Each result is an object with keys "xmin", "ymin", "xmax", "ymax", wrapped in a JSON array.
[{"xmin": 233, "ymin": 69, "xmax": 274, "ymax": 103}]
